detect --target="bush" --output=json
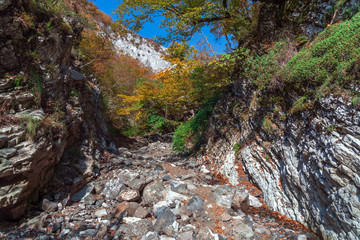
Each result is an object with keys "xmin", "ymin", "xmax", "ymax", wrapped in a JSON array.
[
  {"xmin": 246, "ymin": 40, "xmax": 296, "ymax": 91},
  {"xmin": 20, "ymin": 115, "xmax": 39, "ymax": 139},
  {"xmin": 172, "ymin": 96, "xmax": 219, "ymax": 153},
  {"xmin": 284, "ymin": 13, "xmax": 360, "ymax": 91}
]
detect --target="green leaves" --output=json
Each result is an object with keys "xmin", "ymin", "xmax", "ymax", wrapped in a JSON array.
[{"xmin": 115, "ymin": 0, "xmax": 258, "ymax": 44}]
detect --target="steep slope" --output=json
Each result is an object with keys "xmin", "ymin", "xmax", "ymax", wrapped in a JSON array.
[
  {"xmin": 0, "ymin": 0, "xmax": 117, "ymax": 220},
  {"xmin": 196, "ymin": 1, "xmax": 360, "ymax": 240},
  {"xmin": 113, "ymin": 31, "xmax": 171, "ymax": 72}
]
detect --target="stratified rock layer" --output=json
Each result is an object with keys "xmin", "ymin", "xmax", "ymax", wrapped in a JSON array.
[
  {"xmin": 199, "ymin": 81, "xmax": 360, "ymax": 239},
  {"xmin": 0, "ymin": 1, "xmax": 115, "ymax": 220}
]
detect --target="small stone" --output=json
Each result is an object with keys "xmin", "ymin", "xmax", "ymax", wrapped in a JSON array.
[
  {"xmin": 296, "ymin": 235, "xmax": 308, "ymax": 240},
  {"xmin": 141, "ymin": 232, "xmax": 160, "ymax": 240},
  {"xmin": 162, "ymin": 176, "xmax": 171, "ymax": 181},
  {"xmin": 176, "ymin": 231, "xmax": 195, "ymax": 240},
  {"xmin": 119, "ymin": 219, "xmax": 154, "ymax": 238},
  {"xmin": 128, "ymin": 178, "xmax": 147, "ymax": 191},
  {"xmin": 58, "ymin": 229, "xmax": 71, "ymax": 239},
  {"xmin": 186, "ymin": 197, "xmax": 204, "ymax": 215},
  {"xmin": 95, "ymin": 209, "xmax": 107, "ymax": 218},
  {"xmin": 71, "ymin": 183, "xmax": 94, "ymax": 202},
  {"xmin": 119, "ymin": 189, "xmax": 140, "ymax": 202},
  {"xmin": 154, "ymin": 207, "xmax": 176, "ymax": 232},
  {"xmin": 255, "ymin": 227, "xmax": 271, "ymax": 236},
  {"xmin": 154, "ymin": 165, "xmax": 164, "ymax": 171},
  {"xmin": 249, "ymin": 195, "xmax": 262, "ymax": 208},
  {"xmin": 134, "ymin": 206, "xmax": 150, "ymax": 219},
  {"xmin": 79, "ymin": 229, "xmax": 97, "ymax": 237},
  {"xmin": 232, "ymin": 189, "xmax": 249, "ymax": 211},
  {"xmin": 169, "ymin": 181, "xmax": 187, "ymax": 194},
  {"xmin": 212, "ymin": 186, "xmax": 235, "ymax": 209},
  {"xmin": 115, "ymin": 201, "xmax": 140, "ymax": 218},
  {"xmin": 39, "ymin": 236, "xmax": 50, "ymax": 240},
  {"xmin": 41, "ymin": 199, "xmax": 58, "ymax": 212},
  {"xmin": 143, "ymin": 180, "xmax": 165, "ymax": 205},
  {"xmin": 96, "ymin": 224, "xmax": 108, "ymax": 238},
  {"xmin": 200, "ymin": 166, "xmax": 210, "ymax": 174},
  {"xmin": 51, "ymin": 222, "xmax": 62, "ymax": 233},
  {"xmin": 233, "ymin": 224, "xmax": 253, "ymax": 238},
  {"xmin": 220, "ymin": 212, "xmax": 232, "ymax": 222},
  {"xmin": 165, "ymin": 190, "xmax": 189, "ymax": 202}
]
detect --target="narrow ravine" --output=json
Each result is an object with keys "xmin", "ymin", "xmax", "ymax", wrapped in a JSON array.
[{"xmin": 0, "ymin": 138, "xmax": 318, "ymax": 240}]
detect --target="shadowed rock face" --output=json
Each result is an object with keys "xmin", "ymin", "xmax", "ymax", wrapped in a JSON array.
[
  {"xmin": 256, "ymin": 0, "xmax": 358, "ymax": 41},
  {"xmin": 0, "ymin": 1, "xmax": 116, "ymax": 220}
]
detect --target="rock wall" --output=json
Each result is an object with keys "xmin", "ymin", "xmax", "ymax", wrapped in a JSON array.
[
  {"xmin": 199, "ymin": 82, "xmax": 360, "ymax": 239},
  {"xmin": 257, "ymin": 0, "xmax": 359, "ymax": 40},
  {"xmin": 198, "ymin": 1, "xmax": 360, "ymax": 239},
  {"xmin": 0, "ymin": 0, "xmax": 116, "ymax": 220}
]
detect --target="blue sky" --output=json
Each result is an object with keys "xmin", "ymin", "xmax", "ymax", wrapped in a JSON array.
[{"xmin": 93, "ymin": 0, "xmax": 227, "ymax": 53}]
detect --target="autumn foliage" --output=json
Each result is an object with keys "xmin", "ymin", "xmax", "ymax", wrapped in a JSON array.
[
  {"xmin": 116, "ymin": 42, "xmax": 235, "ymax": 135},
  {"xmin": 78, "ymin": 21, "xmax": 152, "ymax": 129}
]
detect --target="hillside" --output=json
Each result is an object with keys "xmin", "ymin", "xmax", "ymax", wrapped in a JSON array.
[{"xmin": 1, "ymin": 0, "xmax": 360, "ymax": 240}]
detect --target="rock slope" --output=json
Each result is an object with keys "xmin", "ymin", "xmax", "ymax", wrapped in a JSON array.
[
  {"xmin": 198, "ymin": 82, "xmax": 360, "ymax": 240},
  {"xmin": 0, "ymin": 0, "xmax": 116, "ymax": 220},
  {"xmin": 0, "ymin": 141, "xmax": 317, "ymax": 240}
]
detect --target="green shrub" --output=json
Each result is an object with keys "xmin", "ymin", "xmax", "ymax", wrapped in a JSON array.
[
  {"xmin": 262, "ymin": 116, "xmax": 273, "ymax": 133},
  {"xmin": 20, "ymin": 115, "xmax": 39, "ymax": 139},
  {"xmin": 233, "ymin": 143, "xmax": 243, "ymax": 153},
  {"xmin": 284, "ymin": 13, "xmax": 360, "ymax": 91},
  {"xmin": 352, "ymin": 96, "xmax": 360, "ymax": 107},
  {"xmin": 289, "ymin": 96, "xmax": 312, "ymax": 114},
  {"xmin": 172, "ymin": 96, "xmax": 219, "ymax": 153},
  {"xmin": 246, "ymin": 40, "xmax": 294, "ymax": 91},
  {"xmin": 147, "ymin": 114, "xmax": 174, "ymax": 134}
]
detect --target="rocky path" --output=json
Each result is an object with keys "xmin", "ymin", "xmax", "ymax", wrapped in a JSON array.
[{"xmin": 0, "ymin": 141, "xmax": 318, "ymax": 240}]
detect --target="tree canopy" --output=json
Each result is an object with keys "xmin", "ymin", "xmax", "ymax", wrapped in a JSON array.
[{"xmin": 115, "ymin": 0, "xmax": 260, "ymax": 46}]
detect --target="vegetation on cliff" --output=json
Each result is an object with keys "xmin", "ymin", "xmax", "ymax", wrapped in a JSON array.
[{"xmin": 114, "ymin": 1, "xmax": 360, "ymax": 153}]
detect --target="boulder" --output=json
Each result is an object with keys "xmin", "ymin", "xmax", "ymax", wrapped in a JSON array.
[{"xmin": 143, "ymin": 180, "xmax": 165, "ymax": 205}]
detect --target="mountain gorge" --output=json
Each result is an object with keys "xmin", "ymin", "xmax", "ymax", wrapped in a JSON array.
[{"xmin": 0, "ymin": 0, "xmax": 359, "ymax": 240}]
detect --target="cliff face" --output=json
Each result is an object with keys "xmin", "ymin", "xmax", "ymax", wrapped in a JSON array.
[
  {"xmin": 199, "ymin": 84, "xmax": 360, "ymax": 239},
  {"xmin": 198, "ymin": 1, "xmax": 360, "ymax": 239},
  {"xmin": 0, "ymin": 0, "xmax": 116, "ymax": 220}
]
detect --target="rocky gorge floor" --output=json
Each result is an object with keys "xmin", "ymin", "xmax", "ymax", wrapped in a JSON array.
[{"xmin": 0, "ymin": 140, "xmax": 319, "ymax": 240}]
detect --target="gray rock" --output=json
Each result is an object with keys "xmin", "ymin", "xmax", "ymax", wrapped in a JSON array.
[
  {"xmin": 119, "ymin": 219, "xmax": 154, "ymax": 238},
  {"xmin": 196, "ymin": 228, "xmax": 219, "ymax": 240},
  {"xmin": 41, "ymin": 199, "xmax": 58, "ymax": 212},
  {"xmin": 143, "ymin": 180, "xmax": 165, "ymax": 205},
  {"xmin": 141, "ymin": 232, "xmax": 160, "ymax": 240},
  {"xmin": 118, "ymin": 189, "xmax": 140, "ymax": 202},
  {"xmin": 127, "ymin": 178, "xmax": 147, "ymax": 191},
  {"xmin": 102, "ymin": 178, "xmax": 124, "ymax": 200},
  {"xmin": 95, "ymin": 209, "xmax": 107, "ymax": 218},
  {"xmin": 232, "ymin": 189, "xmax": 249, "ymax": 211},
  {"xmin": 71, "ymin": 183, "xmax": 94, "ymax": 202},
  {"xmin": 58, "ymin": 229, "xmax": 71, "ymax": 239},
  {"xmin": 255, "ymin": 227, "xmax": 271, "ymax": 236},
  {"xmin": 0, "ymin": 148, "xmax": 16, "ymax": 159},
  {"xmin": 232, "ymin": 223, "xmax": 254, "ymax": 238},
  {"xmin": 176, "ymin": 231, "xmax": 195, "ymax": 240},
  {"xmin": 186, "ymin": 197, "xmax": 204, "ymax": 215},
  {"xmin": 154, "ymin": 207, "xmax": 176, "ymax": 233},
  {"xmin": 212, "ymin": 186, "xmax": 235, "ymax": 209},
  {"xmin": 169, "ymin": 181, "xmax": 187, "ymax": 194},
  {"xmin": 0, "ymin": 0, "xmax": 11, "ymax": 11},
  {"xmin": 71, "ymin": 70, "xmax": 84, "ymax": 81},
  {"xmin": 134, "ymin": 206, "xmax": 150, "ymax": 219},
  {"xmin": 79, "ymin": 229, "xmax": 97, "ymax": 237}
]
